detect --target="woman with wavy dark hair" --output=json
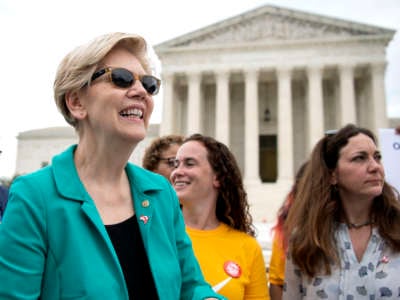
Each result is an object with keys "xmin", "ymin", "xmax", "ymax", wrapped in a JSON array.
[
  {"xmin": 283, "ymin": 124, "xmax": 400, "ymax": 299},
  {"xmin": 171, "ymin": 134, "xmax": 269, "ymax": 300}
]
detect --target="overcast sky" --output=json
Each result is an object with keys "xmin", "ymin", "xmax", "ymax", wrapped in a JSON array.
[{"xmin": 0, "ymin": 0, "xmax": 399, "ymax": 178}]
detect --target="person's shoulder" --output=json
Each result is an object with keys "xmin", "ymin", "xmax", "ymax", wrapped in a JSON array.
[
  {"xmin": 11, "ymin": 166, "xmax": 53, "ymax": 190},
  {"xmin": 226, "ymin": 225, "xmax": 259, "ymax": 243},
  {"xmin": 224, "ymin": 227, "xmax": 265, "ymax": 260}
]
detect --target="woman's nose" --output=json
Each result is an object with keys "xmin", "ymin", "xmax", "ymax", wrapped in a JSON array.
[
  {"xmin": 368, "ymin": 157, "xmax": 381, "ymax": 172},
  {"xmin": 127, "ymin": 80, "xmax": 148, "ymax": 99},
  {"xmin": 171, "ymin": 162, "xmax": 184, "ymax": 180}
]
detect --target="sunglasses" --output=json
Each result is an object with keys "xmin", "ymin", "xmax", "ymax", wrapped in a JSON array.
[
  {"xmin": 91, "ymin": 67, "xmax": 161, "ymax": 95},
  {"xmin": 159, "ymin": 157, "xmax": 177, "ymax": 168}
]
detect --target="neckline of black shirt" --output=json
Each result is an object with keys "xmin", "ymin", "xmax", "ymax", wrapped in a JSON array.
[{"xmin": 105, "ymin": 215, "xmax": 159, "ymax": 300}]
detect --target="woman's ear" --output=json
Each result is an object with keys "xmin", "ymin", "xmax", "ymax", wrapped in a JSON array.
[{"xmin": 65, "ymin": 90, "xmax": 86, "ymax": 120}]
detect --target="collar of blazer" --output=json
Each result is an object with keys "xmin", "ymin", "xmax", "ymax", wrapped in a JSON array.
[{"xmin": 51, "ymin": 145, "xmax": 166, "ymax": 203}]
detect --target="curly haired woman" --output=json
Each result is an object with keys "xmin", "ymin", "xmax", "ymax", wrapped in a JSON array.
[{"xmin": 171, "ymin": 134, "xmax": 269, "ymax": 300}]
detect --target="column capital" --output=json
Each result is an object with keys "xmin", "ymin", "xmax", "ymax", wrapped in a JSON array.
[
  {"xmin": 306, "ymin": 63, "xmax": 324, "ymax": 73},
  {"xmin": 215, "ymin": 69, "xmax": 231, "ymax": 80},
  {"xmin": 186, "ymin": 70, "xmax": 202, "ymax": 79},
  {"xmin": 243, "ymin": 68, "xmax": 259, "ymax": 77},
  {"xmin": 276, "ymin": 66, "xmax": 292, "ymax": 78},
  {"xmin": 338, "ymin": 62, "xmax": 356, "ymax": 72}
]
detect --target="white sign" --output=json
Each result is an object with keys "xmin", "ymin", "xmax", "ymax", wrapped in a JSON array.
[{"xmin": 379, "ymin": 128, "xmax": 400, "ymax": 192}]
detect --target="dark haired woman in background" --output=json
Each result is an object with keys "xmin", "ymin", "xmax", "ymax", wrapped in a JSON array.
[{"xmin": 283, "ymin": 124, "xmax": 400, "ymax": 299}]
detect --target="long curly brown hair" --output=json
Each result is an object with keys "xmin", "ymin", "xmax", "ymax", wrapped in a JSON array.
[
  {"xmin": 184, "ymin": 134, "xmax": 255, "ymax": 236},
  {"xmin": 285, "ymin": 124, "xmax": 400, "ymax": 278}
]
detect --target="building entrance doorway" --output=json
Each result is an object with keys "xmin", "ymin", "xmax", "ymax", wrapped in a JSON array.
[{"xmin": 259, "ymin": 135, "xmax": 277, "ymax": 182}]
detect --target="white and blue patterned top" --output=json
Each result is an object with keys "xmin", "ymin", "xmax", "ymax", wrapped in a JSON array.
[{"xmin": 283, "ymin": 223, "xmax": 400, "ymax": 299}]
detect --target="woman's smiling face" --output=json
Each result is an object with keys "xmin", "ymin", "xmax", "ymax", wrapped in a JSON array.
[
  {"xmin": 171, "ymin": 141, "xmax": 220, "ymax": 204},
  {"xmin": 76, "ymin": 46, "xmax": 154, "ymax": 143}
]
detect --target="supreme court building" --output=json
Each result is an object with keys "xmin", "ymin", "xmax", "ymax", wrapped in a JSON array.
[{"xmin": 154, "ymin": 5, "xmax": 395, "ymax": 221}]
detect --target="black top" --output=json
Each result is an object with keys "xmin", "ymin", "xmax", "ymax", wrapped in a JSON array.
[{"xmin": 105, "ymin": 215, "xmax": 159, "ymax": 299}]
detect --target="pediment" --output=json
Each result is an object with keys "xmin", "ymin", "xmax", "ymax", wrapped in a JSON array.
[{"xmin": 156, "ymin": 5, "xmax": 395, "ymax": 50}]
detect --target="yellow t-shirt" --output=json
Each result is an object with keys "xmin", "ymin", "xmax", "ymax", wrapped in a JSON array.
[
  {"xmin": 268, "ymin": 234, "xmax": 285, "ymax": 286},
  {"xmin": 187, "ymin": 223, "xmax": 270, "ymax": 300}
]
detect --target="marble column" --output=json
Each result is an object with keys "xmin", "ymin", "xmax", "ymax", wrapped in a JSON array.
[
  {"xmin": 215, "ymin": 70, "xmax": 230, "ymax": 146},
  {"xmin": 244, "ymin": 69, "xmax": 261, "ymax": 184},
  {"xmin": 187, "ymin": 72, "xmax": 202, "ymax": 134},
  {"xmin": 370, "ymin": 62, "xmax": 388, "ymax": 133},
  {"xmin": 307, "ymin": 65, "xmax": 324, "ymax": 153},
  {"xmin": 277, "ymin": 67, "xmax": 294, "ymax": 181},
  {"xmin": 160, "ymin": 72, "xmax": 174, "ymax": 136},
  {"xmin": 338, "ymin": 63, "xmax": 356, "ymax": 126}
]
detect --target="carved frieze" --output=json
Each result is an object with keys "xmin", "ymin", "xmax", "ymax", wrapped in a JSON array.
[
  {"xmin": 176, "ymin": 14, "xmax": 376, "ymax": 47},
  {"xmin": 157, "ymin": 6, "xmax": 394, "ymax": 49}
]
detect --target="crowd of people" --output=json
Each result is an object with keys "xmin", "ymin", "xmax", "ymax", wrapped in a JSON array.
[{"xmin": 0, "ymin": 31, "xmax": 399, "ymax": 299}]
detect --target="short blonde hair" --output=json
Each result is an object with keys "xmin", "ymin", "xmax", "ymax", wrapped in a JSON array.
[{"xmin": 54, "ymin": 32, "xmax": 151, "ymax": 128}]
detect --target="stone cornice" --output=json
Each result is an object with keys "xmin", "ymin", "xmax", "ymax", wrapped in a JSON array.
[
  {"xmin": 156, "ymin": 34, "xmax": 393, "ymax": 56},
  {"xmin": 160, "ymin": 55, "xmax": 388, "ymax": 75}
]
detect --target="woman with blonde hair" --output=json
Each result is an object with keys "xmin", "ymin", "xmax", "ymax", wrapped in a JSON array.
[{"xmin": 0, "ymin": 32, "xmax": 224, "ymax": 300}]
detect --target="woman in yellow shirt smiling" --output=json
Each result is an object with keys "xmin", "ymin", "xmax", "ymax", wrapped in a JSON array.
[{"xmin": 171, "ymin": 134, "xmax": 270, "ymax": 300}]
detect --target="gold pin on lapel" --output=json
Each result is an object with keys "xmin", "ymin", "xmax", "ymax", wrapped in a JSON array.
[{"xmin": 141, "ymin": 200, "xmax": 150, "ymax": 208}]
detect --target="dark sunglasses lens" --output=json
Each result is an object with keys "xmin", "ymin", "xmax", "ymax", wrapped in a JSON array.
[
  {"xmin": 111, "ymin": 69, "xmax": 134, "ymax": 88},
  {"xmin": 141, "ymin": 75, "xmax": 159, "ymax": 95}
]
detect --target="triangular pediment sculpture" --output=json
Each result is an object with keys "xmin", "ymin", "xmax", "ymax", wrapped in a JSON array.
[{"xmin": 156, "ymin": 5, "xmax": 394, "ymax": 50}]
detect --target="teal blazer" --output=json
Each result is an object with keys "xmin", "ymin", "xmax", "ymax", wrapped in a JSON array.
[{"xmin": 0, "ymin": 145, "xmax": 225, "ymax": 300}]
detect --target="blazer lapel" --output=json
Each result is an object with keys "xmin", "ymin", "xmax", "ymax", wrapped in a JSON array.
[
  {"xmin": 134, "ymin": 195, "xmax": 154, "ymax": 249},
  {"xmin": 125, "ymin": 165, "xmax": 165, "ymax": 250},
  {"xmin": 51, "ymin": 145, "xmax": 124, "ymax": 271}
]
